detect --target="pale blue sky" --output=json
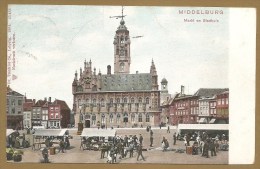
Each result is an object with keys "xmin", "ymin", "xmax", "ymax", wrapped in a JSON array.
[{"xmin": 8, "ymin": 5, "xmax": 229, "ymax": 108}]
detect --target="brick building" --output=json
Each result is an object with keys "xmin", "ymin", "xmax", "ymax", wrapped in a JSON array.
[
  {"xmin": 215, "ymin": 90, "xmax": 229, "ymax": 124},
  {"xmin": 48, "ymin": 99, "xmax": 71, "ymax": 128},
  {"xmin": 23, "ymin": 97, "xmax": 35, "ymax": 128}
]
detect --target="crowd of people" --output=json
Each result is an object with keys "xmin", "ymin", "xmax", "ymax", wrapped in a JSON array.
[{"xmin": 180, "ymin": 131, "xmax": 229, "ymax": 158}]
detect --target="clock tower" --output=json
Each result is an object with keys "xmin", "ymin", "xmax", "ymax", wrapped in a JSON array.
[{"xmin": 113, "ymin": 13, "xmax": 131, "ymax": 74}]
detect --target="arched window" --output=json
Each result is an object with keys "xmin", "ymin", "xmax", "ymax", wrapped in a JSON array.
[
  {"xmin": 138, "ymin": 97, "xmax": 142, "ymax": 103},
  {"xmin": 146, "ymin": 113, "xmax": 150, "ymax": 122},
  {"xmin": 101, "ymin": 114, "xmax": 105, "ymax": 125},
  {"xmin": 131, "ymin": 97, "xmax": 135, "ymax": 104},
  {"xmin": 145, "ymin": 97, "xmax": 149, "ymax": 104},
  {"xmin": 123, "ymin": 98, "xmax": 127, "ymax": 103},
  {"xmin": 92, "ymin": 115, "xmax": 96, "ymax": 125},
  {"xmin": 86, "ymin": 98, "xmax": 89, "ymax": 107},
  {"xmin": 116, "ymin": 98, "xmax": 120, "ymax": 104},
  {"xmin": 138, "ymin": 113, "xmax": 142, "ymax": 122},
  {"xmin": 101, "ymin": 98, "xmax": 105, "ymax": 107},
  {"xmin": 93, "ymin": 99, "xmax": 96, "ymax": 107},
  {"xmin": 123, "ymin": 112, "xmax": 128, "ymax": 122},
  {"xmin": 131, "ymin": 113, "xmax": 135, "ymax": 122},
  {"xmin": 120, "ymin": 62, "xmax": 125, "ymax": 71},
  {"xmin": 109, "ymin": 114, "xmax": 113, "ymax": 123},
  {"xmin": 116, "ymin": 114, "xmax": 121, "ymax": 123}
]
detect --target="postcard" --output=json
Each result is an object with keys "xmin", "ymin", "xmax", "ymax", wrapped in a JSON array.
[{"xmin": 5, "ymin": 5, "xmax": 256, "ymax": 165}]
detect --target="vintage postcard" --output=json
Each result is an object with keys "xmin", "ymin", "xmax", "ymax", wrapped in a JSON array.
[{"xmin": 5, "ymin": 5, "xmax": 255, "ymax": 165}]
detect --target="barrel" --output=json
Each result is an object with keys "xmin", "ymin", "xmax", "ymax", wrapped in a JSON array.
[
  {"xmin": 186, "ymin": 146, "xmax": 193, "ymax": 155},
  {"xmin": 49, "ymin": 147, "xmax": 56, "ymax": 155}
]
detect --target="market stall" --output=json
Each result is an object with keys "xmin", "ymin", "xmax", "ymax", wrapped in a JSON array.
[
  {"xmin": 32, "ymin": 129, "xmax": 70, "ymax": 150},
  {"xmin": 80, "ymin": 128, "xmax": 116, "ymax": 150}
]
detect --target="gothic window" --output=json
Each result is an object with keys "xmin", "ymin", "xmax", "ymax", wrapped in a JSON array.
[
  {"xmin": 116, "ymin": 98, "xmax": 120, "ymax": 104},
  {"xmin": 138, "ymin": 113, "xmax": 142, "ymax": 122},
  {"xmin": 101, "ymin": 114, "xmax": 105, "ymax": 125},
  {"xmin": 145, "ymin": 97, "xmax": 150, "ymax": 104},
  {"xmin": 110, "ymin": 98, "xmax": 113, "ymax": 104},
  {"xmin": 123, "ymin": 112, "xmax": 128, "ymax": 122},
  {"xmin": 92, "ymin": 115, "xmax": 96, "ymax": 125},
  {"xmin": 109, "ymin": 114, "xmax": 113, "ymax": 123},
  {"xmin": 101, "ymin": 98, "xmax": 105, "ymax": 107},
  {"xmin": 123, "ymin": 98, "xmax": 127, "ymax": 103},
  {"xmin": 86, "ymin": 99, "xmax": 89, "ymax": 107},
  {"xmin": 116, "ymin": 48, "xmax": 119, "ymax": 55},
  {"xmin": 131, "ymin": 113, "xmax": 135, "ymax": 122},
  {"xmin": 93, "ymin": 99, "xmax": 96, "ymax": 107},
  {"xmin": 138, "ymin": 97, "xmax": 142, "ymax": 103},
  {"xmin": 146, "ymin": 113, "xmax": 150, "ymax": 122},
  {"xmin": 120, "ymin": 62, "xmax": 124, "ymax": 71},
  {"xmin": 131, "ymin": 97, "xmax": 135, "ymax": 104},
  {"xmin": 116, "ymin": 114, "xmax": 121, "ymax": 123}
]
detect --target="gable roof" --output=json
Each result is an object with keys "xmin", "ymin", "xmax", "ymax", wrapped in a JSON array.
[
  {"xmin": 23, "ymin": 102, "xmax": 34, "ymax": 111},
  {"xmin": 193, "ymin": 88, "xmax": 229, "ymax": 98},
  {"xmin": 6, "ymin": 87, "xmax": 24, "ymax": 97},
  {"xmin": 53, "ymin": 99, "xmax": 70, "ymax": 110},
  {"xmin": 33, "ymin": 100, "xmax": 47, "ymax": 107}
]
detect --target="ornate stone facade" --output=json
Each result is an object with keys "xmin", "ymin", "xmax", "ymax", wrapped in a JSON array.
[{"xmin": 72, "ymin": 17, "xmax": 160, "ymax": 128}]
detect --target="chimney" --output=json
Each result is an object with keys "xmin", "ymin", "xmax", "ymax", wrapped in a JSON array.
[
  {"xmin": 136, "ymin": 71, "xmax": 139, "ymax": 74},
  {"xmin": 107, "ymin": 65, "xmax": 111, "ymax": 75},
  {"xmin": 44, "ymin": 97, "xmax": 47, "ymax": 101},
  {"xmin": 48, "ymin": 97, "xmax": 51, "ymax": 102},
  {"xmin": 33, "ymin": 99, "xmax": 36, "ymax": 104},
  {"xmin": 181, "ymin": 85, "xmax": 185, "ymax": 95}
]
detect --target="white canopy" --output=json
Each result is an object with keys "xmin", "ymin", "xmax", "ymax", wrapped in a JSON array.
[
  {"xmin": 80, "ymin": 128, "xmax": 116, "ymax": 138},
  {"xmin": 33, "ymin": 129, "xmax": 68, "ymax": 137},
  {"xmin": 209, "ymin": 118, "xmax": 216, "ymax": 124},
  {"xmin": 6, "ymin": 129, "xmax": 15, "ymax": 137},
  {"xmin": 177, "ymin": 124, "xmax": 229, "ymax": 131},
  {"xmin": 198, "ymin": 118, "xmax": 206, "ymax": 123}
]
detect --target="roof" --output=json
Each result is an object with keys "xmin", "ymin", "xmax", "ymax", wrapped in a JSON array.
[
  {"xmin": 100, "ymin": 73, "xmax": 152, "ymax": 91},
  {"xmin": 81, "ymin": 128, "xmax": 116, "ymax": 138},
  {"xmin": 161, "ymin": 78, "xmax": 168, "ymax": 83},
  {"xmin": 53, "ymin": 99, "xmax": 70, "ymax": 110},
  {"xmin": 193, "ymin": 88, "xmax": 229, "ymax": 98},
  {"xmin": 7, "ymin": 88, "xmax": 24, "ymax": 97},
  {"xmin": 23, "ymin": 102, "xmax": 34, "ymax": 111},
  {"xmin": 33, "ymin": 100, "xmax": 47, "ymax": 107},
  {"xmin": 33, "ymin": 129, "xmax": 68, "ymax": 136}
]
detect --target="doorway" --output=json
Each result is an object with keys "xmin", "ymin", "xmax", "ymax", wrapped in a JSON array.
[{"xmin": 85, "ymin": 120, "xmax": 90, "ymax": 128}]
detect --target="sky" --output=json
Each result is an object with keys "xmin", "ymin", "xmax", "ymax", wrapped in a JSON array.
[{"xmin": 8, "ymin": 5, "xmax": 229, "ymax": 109}]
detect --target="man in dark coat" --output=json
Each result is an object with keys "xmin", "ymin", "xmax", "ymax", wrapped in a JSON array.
[
  {"xmin": 202, "ymin": 139, "xmax": 210, "ymax": 158},
  {"xmin": 209, "ymin": 139, "xmax": 217, "ymax": 156},
  {"xmin": 139, "ymin": 134, "xmax": 143, "ymax": 145},
  {"xmin": 150, "ymin": 130, "xmax": 154, "ymax": 147},
  {"xmin": 136, "ymin": 144, "xmax": 145, "ymax": 161},
  {"xmin": 173, "ymin": 132, "xmax": 177, "ymax": 145}
]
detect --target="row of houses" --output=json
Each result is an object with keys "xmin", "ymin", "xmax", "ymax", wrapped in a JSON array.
[
  {"xmin": 7, "ymin": 86, "xmax": 72, "ymax": 130},
  {"xmin": 160, "ymin": 87, "xmax": 229, "ymax": 125}
]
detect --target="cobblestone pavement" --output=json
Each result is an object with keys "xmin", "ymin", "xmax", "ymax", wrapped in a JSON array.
[{"xmin": 9, "ymin": 127, "xmax": 228, "ymax": 164}]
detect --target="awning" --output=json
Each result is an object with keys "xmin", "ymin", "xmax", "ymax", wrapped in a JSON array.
[
  {"xmin": 6, "ymin": 129, "xmax": 15, "ymax": 137},
  {"xmin": 198, "ymin": 118, "xmax": 206, "ymax": 123},
  {"xmin": 209, "ymin": 118, "xmax": 216, "ymax": 124},
  {"xmin": 33, "ymin": 129, "xmax": 68, "ymax": 137},
  {"xmin": 81, "ymin": 128, "xmax": 116, "ymax": 138}
]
